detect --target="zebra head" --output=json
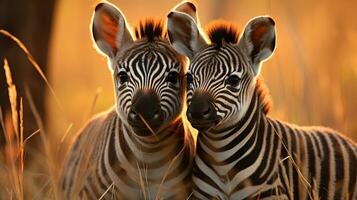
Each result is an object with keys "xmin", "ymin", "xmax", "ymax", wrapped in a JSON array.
[
  {"xmin": 92, "ymin": 3, "xmax": 185, "ymax": 135},
  {"xmin": 167, "ymin": 2, "xmax": 276, "ymax": 131}
]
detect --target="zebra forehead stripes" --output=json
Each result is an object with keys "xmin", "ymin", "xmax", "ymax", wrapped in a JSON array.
[{"xmin": 116, "ymin": 19, "xmax": 185, "ymax": 76}]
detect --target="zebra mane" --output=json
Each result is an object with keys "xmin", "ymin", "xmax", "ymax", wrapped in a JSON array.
[
  {"xmin": 255, "ymin": 78, "xmax": 272, "ymax": 114},
  {"xmin": 206, "ymin": 20, "xmax": 240, "ymax": 47},
  {"xmin": 134, "ymin": 19, "xmax": 167, "ymax": 42}
]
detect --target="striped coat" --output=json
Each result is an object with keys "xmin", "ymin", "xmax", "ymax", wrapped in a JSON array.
[
  {"xmin": 60, "ymin": 2, "xmax": 195, "ymax": 199},
  {"xmin": 61, "ymin": 109, "xmax": 194, "ymax": 199},
  {"xmin": 166, "ymin": 2, "xmax": 357, "ymax": 199},
  {"xmin": 193, "ymin": 91, "xmax": 357, "ymax": 199}
]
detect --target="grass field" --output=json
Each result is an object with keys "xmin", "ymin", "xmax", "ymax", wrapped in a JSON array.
[{"xmin": 1, "ymin": 0, "xmax": 356, "ymax": 199}]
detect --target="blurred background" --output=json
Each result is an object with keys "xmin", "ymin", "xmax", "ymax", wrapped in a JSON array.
[
  {"xmin": 1, "ymin": 0, "xmax": 357, "ymax": 198},
  {"xmin": 49, "ymin": 0, "xmax": 357, "ymax": 142}
]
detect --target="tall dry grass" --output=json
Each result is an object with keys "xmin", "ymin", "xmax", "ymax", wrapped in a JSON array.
[
  {"xmin": 0, "ymin": 30, "xmax": 64, "ymax": 199},
  {"xmin": 1, "ymin": 0, "xmax": 357, "ymax": 198},
  {"xmin": 1, "ymin": 59, "xmax": 24, "ymax": 199}
]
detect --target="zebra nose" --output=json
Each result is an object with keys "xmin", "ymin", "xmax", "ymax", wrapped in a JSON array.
[
  {"xmin": 128, "ymin": 90, "xmax": 163, "ymax": 128},
  {"xmin": 187, "ymin": 101, "xmax": 213, "ymax": 119},
  {"xmin": 187, "ymin": 93, "xmax": 218, "ymax": 129}
]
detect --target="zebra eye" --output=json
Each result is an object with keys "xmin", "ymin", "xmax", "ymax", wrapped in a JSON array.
[
  {"xmin": 117, "ymin": 71, "xmax": 128, "ymax": 84},
  {"xmin": 186, "ymin": 73, "xmax": 193, "ymax": 85},
  {"xmin": 226, "ymin": 74, "xmax": 240, "ymax": 87},
  {"xmin": 167, "ymin": 71, "xmax": 179, "ymax": 85}
]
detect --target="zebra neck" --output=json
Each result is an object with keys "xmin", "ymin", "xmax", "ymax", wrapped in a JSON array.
[
  {"xmin": 126, "ymin": 119, "xmax": 185, "ymax": 146},
  {"xmin": 116, "ymin": 118, "xmax": 186, "ymax": 166},
  {"xmin": 196, "ymin": 93, "xmax": 267, "ymax": 169},
  {"xmin": 204, "ymin": 92, "xmax": 263, "ymax": 139}
]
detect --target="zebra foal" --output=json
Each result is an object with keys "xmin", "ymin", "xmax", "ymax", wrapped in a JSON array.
[
  {"xmin": 167, "ymin": 2, "xmax": 357, "ymax": 199},
  {"xmin": 60, "ymin": 2, "xmax": 194, "ymax": 199}
]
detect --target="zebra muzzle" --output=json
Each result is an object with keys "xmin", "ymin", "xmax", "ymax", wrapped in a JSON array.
[
  {"xmin": 187, "ymin": 93, "xmax": 219, "ymax": 131},
  {"xmin": 128, "ymin": 89, "xmax": 164, "ymax": 132}
]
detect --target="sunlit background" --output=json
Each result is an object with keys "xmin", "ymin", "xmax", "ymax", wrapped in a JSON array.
[
  {"xmin": 1, "ymin": 0, "xmax": 357, "ymax": 198},
  {"xmin": 49, "ymin": 0, "xmax": 357, "ymax": 144}
]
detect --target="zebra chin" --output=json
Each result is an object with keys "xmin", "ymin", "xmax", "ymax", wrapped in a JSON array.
[
  {"xmin": 187, "ymin": 110, "xmax": 220, "ymax": 131},
  {"xmin": 190, "ymin": 121, "xmax": 220, "ymax": 132},
  {"xmin": 127, "ymin": 110, "xmax": 165, "ymax": 136}
]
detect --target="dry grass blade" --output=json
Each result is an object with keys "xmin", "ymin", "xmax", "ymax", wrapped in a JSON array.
[
  {"xmin": 0, "ymin": 29, "xmax": 64, "ymax": 114},
  {"xmin": 80, "ymin": 88, "xmax": 102, "ymax": 126},
  {"xmin": 88, "ymin": 88, "xmax": 102, "ymax": 119},
  {"xmin": 138, "ymin": 114, "xmax": 157, "ymax": 138},
  {"xmin": 0, "ymin": 107, "xmax": 6, "ymax": 136},
  {"xmin": 2, "ymin": 58, "xmax": 24, "ymax": 200},
  {"xmin": 98, "ymin": 182, "xmax": 114, "ymax": 200},
  {"xmin": 271, "ymin": 125, "xmax": 315, "ymax": 199},
  {"xmin": 155, "ymin": 147, "xmax": 185, "ymax": 200},
  {"xmin": 18, "ymin": 98, "xmax": 24, "ymax": 197},
  {"xmin": 136, "ymin": 161, "xmax": 148, "ymax": 200},
  {"xmin": 60, "ymin": 123, "xmax": 73, "ymax": 144},
  {"xmin": 3, "ymin": 59, "xmax": 19, "ymax": 141},
  {"xmin": 279, "ymin": 156, "xmax": 290, "ymax": 164},
  {"xmin": 24, "ymin": 86, "xmax": 59, "ymax": 199},
  {"xmin": 23, "ymin": 129, "xmax": 40, "ymax": 145},
  {"xmin": 185, "ymin": 192, "xmax": 193, "ymax": 200},
  {"xmin": 31, "ymin": 179, "xmax": 51, "ymax": 200}
]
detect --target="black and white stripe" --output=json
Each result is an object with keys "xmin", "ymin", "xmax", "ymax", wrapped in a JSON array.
[
  {"xmin": 114, "ymin": 40, "xmax": 183, "ymax": 123},
  {"xmin": 60, "ymin": 2, "xmax": 194, "ymax": 199},
  {"xmin": 62, "ymin": 110, "xmax": 194, "ymax": 199},
  {"xmin": 193, "ymin": 90, "xmax": 357, "ymax": 199},
  {"xmin": 166, "ymin": 3, "xmax": 357, "ymax": 199}
]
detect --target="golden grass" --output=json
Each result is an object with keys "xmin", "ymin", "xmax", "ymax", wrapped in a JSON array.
[
  {"xmin": 25, "ymin": 85, "xmax": 61, "ymax": 199},
  {"xmin": 1, "ymin": 1, "xmax": 357, "ymax": 196},
  {"xmin": 1, "ymin": 59, "xmax": 24, "ymax": 200},
  {"xmin": 0, "ymin": 59, "xmax": 56, "ymax": 199},
  {"xmin": 0, "ymin": 30, "xmax": 64, "ymax": 199},
  {"xmin": 0, "ymin": 30, "xmax": 64, "ymax": 114}
]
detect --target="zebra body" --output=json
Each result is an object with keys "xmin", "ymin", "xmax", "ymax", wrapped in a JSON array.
[
  {"xmin": 61, "ymin": 2, "xmax": 194, "ymax": 199},
  {"xmin": 167, "ymin": 2, "xmax": 357, "ymax": 199},
  {"xmin": 193, "ymin": 91, "xmax": 357, "ymax": 199},
  {"xmin": 62, "ymin": 109, "xmax": 193, "ymax": 199}
]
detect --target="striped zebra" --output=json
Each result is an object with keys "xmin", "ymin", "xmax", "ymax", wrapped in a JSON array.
[
  {"xmin": 167, "ymin": 2, "xmax": 357, "ymax": 199},
  {"xmin": 60, "ymin": 2, "xmax": 194, "ymax": 199}
]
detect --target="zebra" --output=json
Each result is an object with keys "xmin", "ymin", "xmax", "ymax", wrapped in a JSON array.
[
  {"xmin": 167, "ymin": 2, "xmax": 357, "ymax": 199},
  {"xmin": 60, "ymin": 2, "xmax": 195, "ymax": 199}
]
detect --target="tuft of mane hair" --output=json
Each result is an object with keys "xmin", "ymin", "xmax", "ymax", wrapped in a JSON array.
[
  {"xmin": 255, "ymin": 78, "xmax": 272, "ymax": 114},
  {"xmin": 206, "ymin": 20, "xmax": 240, "ymax": 48},
  {"xmin": 134, "ymin": 19, "xmax": 166, "ymax": 42}
]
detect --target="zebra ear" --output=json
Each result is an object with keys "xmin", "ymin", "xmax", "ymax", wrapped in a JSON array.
[
  {"xmin": 167, "ymin": 2, "xmax": 207, "ymax": 59},
  {"xmin": 238, "ymin": 16, "xmax": 276, "ymax": 76},
  {"xmin": 172, "ymin": 1, "xmax": 199, "ymax": 23},
  {"xmin": 91, "ymin": 3, "xmax": 134, "ymax": 58}
]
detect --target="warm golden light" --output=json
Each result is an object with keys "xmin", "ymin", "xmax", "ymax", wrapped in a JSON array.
[{"xmin": 1, "ymin": 0, "xmax": 355, "ymax": 198}]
